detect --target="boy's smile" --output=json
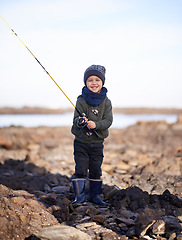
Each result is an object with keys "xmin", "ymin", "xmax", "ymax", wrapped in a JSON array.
[{"xmin": 86, "ymin": 76, "xmax": 103, "ymax": 93}]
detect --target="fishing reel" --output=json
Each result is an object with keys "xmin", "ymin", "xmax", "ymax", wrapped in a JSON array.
[
  {"xmin": 77, "ymin": 117, "xmax": 87, "ymax": 128},
  {"xmin": 77, "ymin": 117, "xmax": 93, "ymax": 136}
]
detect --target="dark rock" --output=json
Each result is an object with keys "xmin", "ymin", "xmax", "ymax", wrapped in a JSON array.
[
  {"xmin": 119, "ymin": 209, "xmax": 138, "ymax": 220},
  {"xmin": 116, "ymin": 217, "xmax": 135, "ymax": 226},
  {"xmin": 104, "ymin": 185, "xmax": 120, "ymax": 200},
  {"xmin": 25, "ymin": 162, "xmax": 47, "ymax": 175},
  {"xmin": 126, "ymin": 226, "xmax": 136, "ymax": 237},
  {"xmin": 52, "ymin": 185, "xmax": 70, "ymax": 194},
  {"xmin": 162, "ymin": 215, "xmax": 182, "ymax": 233},
  {"xmin": 136, "ymin": 207, "xmax": 161, "ymax": 236},
  {"xmin": 162, "ymin": 189, "xmax": 182, "ymax": 208}
]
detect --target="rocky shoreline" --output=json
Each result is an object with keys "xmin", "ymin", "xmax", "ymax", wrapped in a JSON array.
[
  {"xmin": 0, "ymin": 119, "xmax": 182, "ymax": 239},
  {"xmin": 1, "ymin": 106, "xmax": 182, "ymax": 115}
]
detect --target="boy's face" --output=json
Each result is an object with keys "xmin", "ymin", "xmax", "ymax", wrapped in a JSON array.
[{"xmin": 86, "ymin": 76, "xmax": 103, "ymax": 93}]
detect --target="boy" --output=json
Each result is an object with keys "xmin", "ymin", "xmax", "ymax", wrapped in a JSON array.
[{"xmin": 71, "ymin": 64, "xmax": 113, "ymax": 206}]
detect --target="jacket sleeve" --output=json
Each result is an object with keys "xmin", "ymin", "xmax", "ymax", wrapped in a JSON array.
[{"xmin": 95, "ymin": 98, "xmax": 113, "ymax": 130}]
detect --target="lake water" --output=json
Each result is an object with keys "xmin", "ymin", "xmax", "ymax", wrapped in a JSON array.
[{"xmin": 0, "ymin": 113, "xmax": 178, "ymax": 128}]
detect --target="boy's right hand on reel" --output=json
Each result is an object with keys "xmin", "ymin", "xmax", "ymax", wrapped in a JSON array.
[{"xmin": 77, "ymin": 117, "xmax": 87, "ymax": 128}]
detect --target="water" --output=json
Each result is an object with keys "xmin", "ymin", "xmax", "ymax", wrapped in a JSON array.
[
  {"xmin": 113, "ymin": 113, "xmax": 177, "ymax": 128},
  {"xmin": 0, "ymin": 113, "xmax": 178, "ymax": 128}
]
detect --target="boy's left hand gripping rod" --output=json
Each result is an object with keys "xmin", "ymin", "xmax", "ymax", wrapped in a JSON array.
[{"xmin": 1, "ymin": 16, "xmax": 99, "ymax": 137}]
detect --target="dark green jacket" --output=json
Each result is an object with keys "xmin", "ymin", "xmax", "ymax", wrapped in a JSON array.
[{"xmin": 71, "ymin": 95, "xmax": 113, "ymax": 143}]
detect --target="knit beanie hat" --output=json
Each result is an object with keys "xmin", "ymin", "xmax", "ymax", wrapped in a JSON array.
[{"xmin": 84, "ymin": 65, "xmax": 106, "ymax": 85}]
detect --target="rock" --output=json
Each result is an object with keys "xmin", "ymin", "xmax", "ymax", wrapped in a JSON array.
[
  {"xmin": 162, "ymin": 215, "xmax": 182, "ymax": 233},
  {"xmin": 102, "ymin": 163, "xmax": 114, "ymax": 173},
  {"xmin": 162, "ymin": 189, "xmax": 182, "ymax": 208},
  {"xmin": 168, "ymin": 232, "xmax": 177, "ymax": 240},
  {"xmin": 116, "ymin": 217, "xmax": 135, "ymax": 226},
  {"xmin": 118, "ymin": 209, "xmax": 138, "ymax": 219},
  {"xmin": 31, "ymin": 224, "xmax": 92, "ymax": 240},
  {"xmin": 174, "ymin": 208, "xmax": 182, "ymax": 222},
  {"xmin": 0, "ymin": 183, "xmax": 14, "ymax": 195},
  {"xmin": 104, "ymin": 185, "xmax": 120, "ymax": 200},
  {"xmin": 0, "ymin": 135, "xmax": 12, "ymax": 149},
  {"xmin": 27, "ymin": 143, "xmax": 40, "ymax": 151},
  {"xmin": 42, "ymin": 138, "xmax": 59, "ymax": 148},
  {"xmin": 75, "ymin": 222, "xmax": 121, "ymax": 239},
  {"xmin": 25, "ymin": 162, "xmax": 47, "ymax": 175},
  {"xmin": 126, "ymin": 226, "xmax": 136, "ymax": 237},
  {"xmin": 151, "ymin": 219, "xmax": 165, "ymax": 235},
  {"xmin": 0, "ymin": 185, "xmax": 58, "ymax": 240},
  {"xmin": 52, "ymin": 185, "xmax": 70, "ymax": 194},
  {"xmin": 139, "ymin": 220, "xmax": 155, "ymax": 237},
  {"xmin": 91, "ymin": 214, "xmax": 108, "ymax": 223},
  {"xmin": 177, "ymin": 233, "xmax": 182, "ymax": 240},
  {"xmin": 136, "ymin": 207, "xmax": 161, "ymax": 236},
  {"xmin": 177, "ymin": 114, "xmax": 182, "ymax": 123}
]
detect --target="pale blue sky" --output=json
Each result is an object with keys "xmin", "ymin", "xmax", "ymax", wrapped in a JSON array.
[{"xmin": 1, "ymin": 0, "xmax": 182, "ymax": 108}]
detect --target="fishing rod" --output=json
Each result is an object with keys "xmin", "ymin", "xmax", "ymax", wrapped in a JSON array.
[{"xmin": 1, "ymin": 15, "xmax": 99, "ymax": 137}]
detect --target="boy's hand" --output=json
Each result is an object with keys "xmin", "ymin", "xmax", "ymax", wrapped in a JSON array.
[
  {"xmin": 87, "ymin": 120, "xmax": 96, "ymax": 129},
  {"xmin": 79, "ymin": 114, "xmax": 88, "ymax": 122},
  {"xmin": 79, "ymin": 113, "xmax": 96, "ymax": 129}
]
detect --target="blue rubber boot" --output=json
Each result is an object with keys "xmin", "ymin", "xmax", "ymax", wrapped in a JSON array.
[
  {"xmin": 72, "ymin": 179, "xmax": 86, "ymax": 206},
  {"xmin": 89, "ymin": 179, "xmax": 108, "ymax": 206}
]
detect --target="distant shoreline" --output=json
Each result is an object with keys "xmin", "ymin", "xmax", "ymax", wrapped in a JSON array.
[{"xmin": 0, "ymin": 106, "xmax": 182, "ymax": 115}]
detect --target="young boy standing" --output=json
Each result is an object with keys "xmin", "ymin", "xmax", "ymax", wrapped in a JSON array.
[{"xmin": 71, "ymin": 64, "xmax": 113, "ymax": 206}]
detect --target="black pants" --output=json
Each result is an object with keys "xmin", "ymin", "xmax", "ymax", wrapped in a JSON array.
[{"xmin": 73, "ymin": 139, "xmax": 104, "ymax": 179}]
